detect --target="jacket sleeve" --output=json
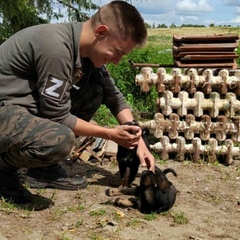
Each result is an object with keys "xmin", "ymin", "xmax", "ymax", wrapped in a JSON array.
[{"xmin": 32, "ymin": 26, "xmax": 77, "ymax": 130}]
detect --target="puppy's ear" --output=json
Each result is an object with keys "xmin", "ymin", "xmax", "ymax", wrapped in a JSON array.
[
  {"xmin": 141, "ymin": 175, "xmax": 151, "ymax": 187},
  {"xmin": 157, "ymin": 180, "xmax": 171, "ymax": 190},
  {"xmin": 141, "ymin": 172, "xmax": 156, "ymax": 187}
]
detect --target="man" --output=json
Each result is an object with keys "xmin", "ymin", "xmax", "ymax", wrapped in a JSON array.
[{"xmin": 0, "ymin": 1, "xmax": 155, "ymax": 204}]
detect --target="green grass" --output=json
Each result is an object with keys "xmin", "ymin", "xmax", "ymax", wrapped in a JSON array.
[
  {"xmin": 89, "ymin": 208, "xmax": 106, "ymax": 217},
  {"xmin": 172, "ymin": 211, "xmax": 189, "ymax": 224},
  {"xmin": 143, "ymin": 212, "xmax": 158, "ymax": 221}
]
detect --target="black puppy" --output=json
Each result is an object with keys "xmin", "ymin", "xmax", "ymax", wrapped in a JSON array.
[
  {"xmin": 135, "ymin": 166, "xmax": 177, "ymax": 213},
  {"xmin": 111, "ymin": 120, "xmax": 177, "ymax": 213},
  {"xmin": 116, "ymin": 120, "xmax": 149, "ymax": 187},
  {"xmin": 106, "ymin": 166, "xmax": 177, "ymax": 214}
]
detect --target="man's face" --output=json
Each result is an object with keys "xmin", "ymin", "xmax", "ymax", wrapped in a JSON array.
[{"xmin": 89, "ymin": 29, "xmax": 137, "ymax": 68}]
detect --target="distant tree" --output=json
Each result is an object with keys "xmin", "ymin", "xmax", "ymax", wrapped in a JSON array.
[
  {"xmin": 209, "ymin": 23, "xmax": 215, "ymax": 27},
  {"xmin": 144, "ymin": 22, "xmax": 152, "ymax": 28},
  {"xmin": 0, "ymin": 0, "xmax": 100, "ymax": 43},
  {"xmin": 170, "ymin": 23, "xmax": 176, "ymax": 28},
  {"xmin": 180, "ymin": 24, "xmax": 205, "ymax": 27},
  {"xmin": 157, "ymin": 23, "xmax": 168, "ymax": 28}
]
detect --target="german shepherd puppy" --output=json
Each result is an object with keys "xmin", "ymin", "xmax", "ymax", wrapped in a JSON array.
[
  {"xmin": 135, "ymin": 166, "xmax": 177, "ymax": 213},
  {"xmin": 106, "ymin": 166, "xmax": 177, "ymax": 214},
  {"xmin": 116, "ymin": 120, "xmax": 148, "ymax": 187},
  {"xmin": 109, "ymin": 120, "xmax": 177, "ymax": 213}
]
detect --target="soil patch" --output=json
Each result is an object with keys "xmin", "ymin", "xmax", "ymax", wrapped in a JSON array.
[{"xmin": 0, "ymin": 159, "xmax": 239, "ymax": 240}]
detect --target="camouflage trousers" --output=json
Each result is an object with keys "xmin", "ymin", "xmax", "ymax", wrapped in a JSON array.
[
  {"xmin": 0, "ymin": 82, "xmax": 103, "ymax": 170},
  {"xmin": 0, "ymin": 105, "xmax": 76, "ymax": 170}
]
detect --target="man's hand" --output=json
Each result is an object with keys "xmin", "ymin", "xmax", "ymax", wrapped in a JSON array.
[
  {"xmin": 109, "ymin": 125, "xmax": 142, "ymax": 149},
  {"xmin": 136, "ymin": 137, "xmax": 155, "ymax": 172}
]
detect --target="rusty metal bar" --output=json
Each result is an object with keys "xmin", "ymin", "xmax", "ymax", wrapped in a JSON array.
[
  {"xmin": 173, "ymin": 34, "xmax": 239, "ymax": 42},
  {"xmin": 130, "ymin": 34, "xmax": 239, "ymax": 70},
  {"xmin": 129, "ymin": 59, "xmax": 175, "ymax": 70},
  {"xmin": 173, "ymin": 34, "xmax": 239, "ymax": 69}
]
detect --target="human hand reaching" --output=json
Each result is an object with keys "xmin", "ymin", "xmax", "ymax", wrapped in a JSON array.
[
  {"xmin": 108, "ymin": 125, "xmax": 142, "ymax": 149},
  {"xmin": 136, "ymin": 137, "xmax": 155, "ymax": 172}
]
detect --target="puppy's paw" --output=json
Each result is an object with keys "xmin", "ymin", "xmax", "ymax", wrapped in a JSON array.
[{"xmin": 115, "ymin": 198, "xmax": 135, "ymax": 208}]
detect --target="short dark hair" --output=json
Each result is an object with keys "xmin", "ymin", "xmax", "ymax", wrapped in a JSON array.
[{"xmin": 91, "ymin": 0, "xmax": 147, "ymax": 47}]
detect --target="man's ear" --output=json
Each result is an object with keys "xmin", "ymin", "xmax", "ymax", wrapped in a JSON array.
[{"xmin": 95, "ymin": 25, "xmax": 108, "ymax": 38}]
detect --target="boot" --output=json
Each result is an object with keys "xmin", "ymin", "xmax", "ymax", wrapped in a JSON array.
[
  {"xmin": 24, "ymin": 164, "xmax": 88, "ymax": 190},
  {"xmin": 0, "ymin": 169, "xmax": 33, "ymax": 203}
]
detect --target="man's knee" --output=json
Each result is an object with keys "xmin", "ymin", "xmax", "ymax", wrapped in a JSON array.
[
  {"xmin": 36, "ymin": 125, "xmax": 76, "ymax": 163},
  {"xmin": 4, "ymin": 124, "xmax": 76, "ymax": 169}
]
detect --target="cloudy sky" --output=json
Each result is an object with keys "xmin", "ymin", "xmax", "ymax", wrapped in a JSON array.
[{"xmin": 91, "ymin": 0, "xmax": 240, "ymax": 26}]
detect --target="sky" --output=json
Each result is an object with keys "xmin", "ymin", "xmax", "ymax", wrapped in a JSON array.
[{"xmin": 91, "ymin": 0, "xmax": 240, "ymax": 26}]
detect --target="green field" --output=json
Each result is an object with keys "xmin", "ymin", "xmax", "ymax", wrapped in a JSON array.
[{"xmin": 147, "ymin": 26, "xmax": 240, "ymax": 47}]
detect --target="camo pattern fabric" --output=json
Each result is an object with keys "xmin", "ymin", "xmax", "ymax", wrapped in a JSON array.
[{"xmin": 0, "ymin": 104, "xmax": 76, "ymax": 170}]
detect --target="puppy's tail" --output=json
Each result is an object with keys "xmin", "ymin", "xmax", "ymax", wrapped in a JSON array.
[{"xmin": 163, "ymin": 168, "xmax": 177, "ymax": 177}]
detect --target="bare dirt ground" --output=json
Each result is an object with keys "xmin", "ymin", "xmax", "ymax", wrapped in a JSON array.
[{"xmin": 0, "ymin": 157, "xmax": 239, "ymax": 240}]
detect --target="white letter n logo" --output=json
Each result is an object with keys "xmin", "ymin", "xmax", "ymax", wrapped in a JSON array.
[{"xmin": 42, "ymin": 75, "xmax": 67, "ymax": 101}]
